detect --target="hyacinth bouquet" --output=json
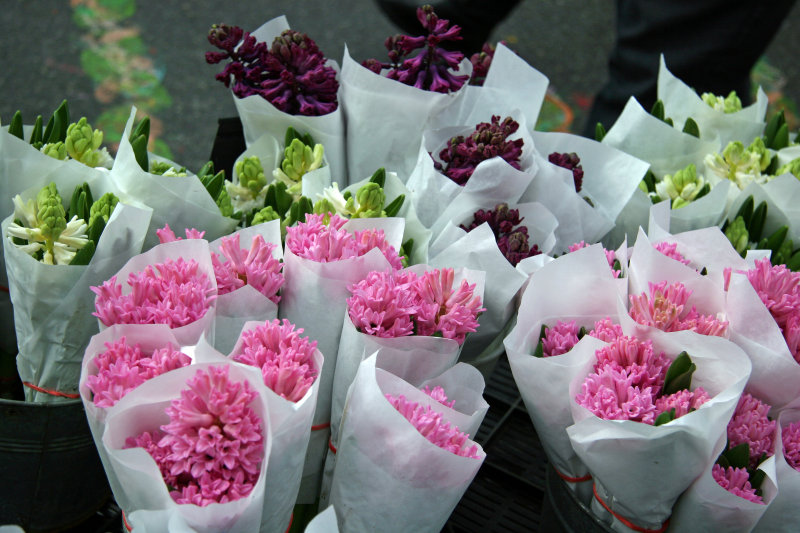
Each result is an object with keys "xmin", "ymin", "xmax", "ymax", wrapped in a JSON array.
[
  {"xmin": 207, "ymin": 16, "xmax": 346, "ymax": 182},
  {"xmin": 566, "ymin": 328, "xmax": 751, "ymax": 533},
  {"xmin": 100, "ymin": 362, "xmax": 272, "ymax": 532},
  {"xmin": 91, "ymin": 238, "xmax": 217, "ymax": 347},
  {"xmin": 755, "ymin": 401, "xmax": 800, "ymax": 532},
  {"xmin": 278, "ymin": 212, "xmax": 405, "ymax": 501},
  {"xmin": 327, "ymin": 354, "xmax": 486, "ymax": 533},
  {"xmin": 109, "ymin": 107, "xmax": 238, "ymax": 250},
  {"xmin": 504, "ymin": 244, "xmax": 626, "ymax": 502},
  {"xmin": 340, "ymin": 5, "xmax": 474, "ymax": 181},
  {"xmin": 3, "ymin": 179, "xmax": 150, "ymax": 403},
  {"xmin": 194, "ymin": 318, "xmax": 323, "ymax": 533}
]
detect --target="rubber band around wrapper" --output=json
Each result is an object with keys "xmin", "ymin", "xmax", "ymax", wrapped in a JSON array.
[
  {"xmin": 592, "ymin": 483, "xmax": 669, "ymax": 533},
  {"xmin": 22, "ymin": 381, "xmax": 80, "ymax": 399},
  {"xmin": 554, "ymin": 466, "xmax": 592, "ymax": 483}
]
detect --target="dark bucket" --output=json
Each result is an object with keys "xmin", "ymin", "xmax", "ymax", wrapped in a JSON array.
[
  {"xmin": 0, "ymin": 398, "xmax": 111, "ymax": 532},
  {"xmin": 540, "ymin": 464, "xmax": 613, "ymax": 533}
]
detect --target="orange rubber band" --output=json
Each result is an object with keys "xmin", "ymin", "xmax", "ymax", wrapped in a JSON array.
[
  {"xmin": 22, "ymin": 381, "xmax": 80, "ymax": 399},
  {"xmin": 592, "ymin": 483, "xmax": 669, "ymax": 533},
  {"xmin": 311, "ymin": 422, "xmax": 330, "ymax": 431},
  {"xmin": 284, "ymin": 513, "xmax": 293, "ymax": 533},
  {"xmin": 554, "ymin": 467, "xmax": 592, "ymax": 483},
  {"xmin": 122, "ymin": 510, "xmax": 132, "ymax": 532},
  {"xmin": 328, "ymin": 437, "xmax": 337, "ymax": 454}
]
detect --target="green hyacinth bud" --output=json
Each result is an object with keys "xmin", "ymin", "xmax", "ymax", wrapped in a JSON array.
[
  {"xmin": 252, "ymin": 206, "xmax": 281, "ymax": 226},
  {"xmin": 747, "ymin": 137, "xmax": 771, "ymax": 172},
  {"xmin": 235, "ymin": 156, "xmax": 267, "ymax": 193},
  {"xmin": 656, "ymin": 164, "xmax": 705, "ymax": 209},
  {"xmin": 313, "ymin": 198, "xmax": 336, "ymax": 216},
  {"xmin": 701, "ymin": 91, "xmax": 742, "ymax": 113},
  {"xmin": 41, "ymin": 141, "xmax": 67, "ymax": 160},
  {"xmin": 216, "ymin": 187, "xmax": 233, "ymax": 217},
  {"xmin": 65, "ymin": 117, "xmax": 105, "ymax": 167},
  {"xmin": 277, "ymin": 139, "xmax": 324, "ymax": 183},
  {"xmin": 725, "ymin": 216, "xmax": 750, "ymax": 256},
  {"xmin": 36, "ymin": 183, "xmax": 67, "ymax": 252},
  {"xmin": 776, "ymin": 157, "xmax": 800, "ymax": 179},
  {"xmin": 88, "ymin": 192, "xmax": 119, "ymax": 227},
  {"xmin": 353, "ymin": 182, "xmax": 386, "ymax": 218}
]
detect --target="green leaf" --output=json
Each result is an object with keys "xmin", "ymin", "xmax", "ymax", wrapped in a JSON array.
[
  {"xmin": 643, "ymin": 170, "xmax": 657, "ymax": 194},
  {"xmin": 682, "ymin": 117, "xmax": 700, "ymax": 138},
  {"xmin": 735, "ymin": 196, "xmax": 755, "ymax": 227},
  {"xmin": 204, "ymin": 171, "xmax": 225, "ymax": 201},
  {"xmin": 665, "ymin": 117, "xmax": 674, "ymax": 127},
  {"xmin": 29, "ymin": 115, "xmax": 43, "ymax": 146},
  {"xmin": 8, "ymin": 111, "xmax": 24, "ymax": 139},
  {"xmin": 763, "ymin": 110, "xmax": 785, "ymax": 148},
  {"xmin": 68, "ymin": 240, "xmax": 96, "ymax": 266},
  {"xmin": 265, "ymin": 182, "xmax": 293, "ymax": 217},
  {"xmin": 11, "ymin": 219, "xmax": 27, "ymax": 246},
  {"xmin": 654, "ymin": 409, "xmax": 676, "ymax": 426},
  {"xmin": 750, "ymin": 469, "xmax": 766, "ymax": 491},
  {"xmin": 700, "ymin": 267, "xmax": 708, "ymax": 276},
  {"xmin": 594, "ymin": 122, "xmax": 606, "ymax": 142},
  {"xmin": 46, "ymin": 100, "xmax": 70, "ymax": 144},
  {"xmin": 717, "ymin": 454, "xmax": 731, "ymax": 469},
  {"xmin": 369, "ymin": 167, "xmax": 386, "ymax": 188},
  {"xmin": 87, "ymin": 215, "xmax": 106, "ymax": 244},
  {"xmin": 578, "ymin": 326, "xmax": 587, "ymax": 339},
  {"xmin": 651, "ymin": 100, "xmax": 666, "ymax": 121},
  {"xmin": 723, "ymin": 442, "xmax": 751, "ymax": 470},
  {"xmin": 693, "ymin": 182, "xmax": 711, "ymax": 201},
  {"xmin": 532, "ymin": 323, "xmax": 548, "ymax": 358},
  {"xmin": 663, "ymin": 351, "xmax": 696, "ymax": 395},
  {"xmin": 130, "ymin": 134, "xmax": 149, "ymax": 171},
  {"xmin": 131, "ymin": 116, "xmax": 150, "ymax": 143},
  {"xmin": 197, "ymin": 161, "xmax": 214, "ymax": 180},
  {"xmin": 786, "ymin": 249, "xmax": 800, "ymax": 271},
  {"xmin": 765, "ymin": 154, "xmax": 780, "ymax": 176},
  {"xmin": 748, "ymin": 201, "xmax": 768, "ymax": 242},
  {"xmin": 384, "ymin": 194, "xmax": 405, "ymax": 217},
  {"xmin": 400, "ymin": 238, "xmax": 414, "ymax": 266},
  {"xmin": 773, "ymin": 123, "xmax": 790, "ymax": 151},
  {"xmin": 765, "ymin": 225, "xmax": 789, "ymax": 255}
]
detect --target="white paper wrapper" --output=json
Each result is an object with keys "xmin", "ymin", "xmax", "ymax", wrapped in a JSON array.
[
  {"xmin": 231, "ymin": 16, "xmax": 347, "ymax": 184},
  {"xmin": 567, "ymin": 330, "xmax": 751, "ymax": 532},
  {"xmin": 328, "ymin": 354, "xmax": 485, "ymax": 533},
  {"xmin": 278, "ymin": 217, "xmax": 404, "ymax": 502},
  {"xmin": 97, "ymin": 238, "xmax": 217, "ymax": 348},
  {"xmin": 4, "ymin": 200, "xmax": 150, "ymax": 403},
  {"xmin": 426, "ymin": 43, "xmax": 549, "ymax": 132},
  {"xmin": 195, "ymin": 327, "xmax": 323, "ymax": 533},
  {"xmin": 504, "ymin": 244, "xmax": 626, "ymax": 500},
  {"xmin": 340, "ymin": 45, "xmax": 471, "ymax": 183},
  {"xmin": 406, "ymin": 119, "xmax": 535, "ymax": 229},
  {"xmin": 101, "ymin": 361, "xmax": 272, "ymax": 533},
  {"xmin": 657, "ymin": 55, "xmax": 767, "ymax": 146},
  {"xmin": 339, "ymin": 170, "xmax": 432, "ymax": 265},
  {"xmin": 110, "ymin": 107, "xmax": 237, "ymax": 251},
  {"xmin": 79, "ymin": 324, "xmax": 189, "ymax": 506},
  {"xmin": 754, "ymin": 402, "xmax": 800, "ymax": 533},
  {"xmin": 669, "ymin": 426, "xmax": 778, "ymax": 532},
  {"xmin": 305, "ymin": 505, "xmax": 339, "ymax": 532},
  {"xmin": 208, "ymin": 221, "xmax": 282, "ymax": 354},
  {"xmin": 0, "ymin": 128, "xmax": 114, "ymax": 354}
]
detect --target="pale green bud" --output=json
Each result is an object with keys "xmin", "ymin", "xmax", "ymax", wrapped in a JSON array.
[
  {"xmin": 353, "ymin": 182, "xmax": 386, "ymax": 218},
  {"xmin": 314, "ymin": 198, "xmax": 336, "ymax": 216},
  {"xmin": 36, "ymin": 183, "xmax": 67, "ymax": 246},
  {"xmin": 41, "ymin": 141, "xmax": 67, "ymax": 160},
  {"xmin": 236, "ymin": 156, "xmax": 266, "ymax": 193},
  {"xmin": 252, "ymin": 206, "xmax": 280, "ymax": 226},
  {"xmin": 278, "ymin": 139, "xmax": 324, "ymax": 182},
  {"xmin": 747, "ymin": 137, "xmax": 770, "ymax": 172},
  {"xmin": 776, "ymin": 157, "xmax": 800, "ymax": 179},
  {"xmin": 88, "ymin": 192, "xmax": 119, "ymax": 226},
  {"xmin": 725, "ymin": 216, "xmax": 750, "ymax": 255},
  {"xmin": 65, "ymin": 117, "xmax": 105, "ymax": 167},
  {"xmin": 701, "ymin": 91, "xmax": 742, "ymax": 113},
  {"xmin": 216, "ymin": 187, "xmax": 233, "ymax": 217},
  {"xmin": 656, "ymin": 163, "xmax": 704, "ymax": 209}
]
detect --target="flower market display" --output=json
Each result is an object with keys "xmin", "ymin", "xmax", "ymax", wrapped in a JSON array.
[{"xmin": 5, "ymin": 4, "xmax": 800, "ymax": 533}]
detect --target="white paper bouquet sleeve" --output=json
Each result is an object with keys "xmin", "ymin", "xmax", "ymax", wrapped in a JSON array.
[
  {"xmin": 328, "ymin": 354, "xmax": 485, "ymax": 533},
  {"xmin": 340, "ymin": 45, "xmax": 470, "ymax": 183},
  {"xmin": 657, "ymin": 55, "xmax": 767, "ymax": 146},
  {"xmin": 208, "ymin": 221, "xmax": 282, "ymax": 354},
  {"xmin": 567, "ymin": 331, "xmax": 751, "ymax": 533},
  {"xmin": 504, "ymin": 244, "xmax": 626, "ymax": 497},
  {"xmin": 101, "ymin": 361, "xmax": 272, "ymax": 533},
  {"xmin": 4, "ymin": 200, "xmax": 151, "ymax": 403},
  {"xmin": 110, "ymin": 107, "xmax": 237, "ymax": 251},
  {"xmin": 95, "ymin": 238, "xmax": 217, "ymax": 347},
  {"xmin": 232, "ymin": 16, "xmax": 347, "ymax": 184},
  {"xmin": 195, "ymin": 328, "xmax": 323, "ymax": 533},
  {"xmin": 305, "ymin": 505, "xmax": 339, "ymax": 532}
]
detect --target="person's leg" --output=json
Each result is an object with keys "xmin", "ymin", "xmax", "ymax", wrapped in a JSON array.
[{"xmin": 584, "ymin": 0, "xmax": 797, "ymax": 136}]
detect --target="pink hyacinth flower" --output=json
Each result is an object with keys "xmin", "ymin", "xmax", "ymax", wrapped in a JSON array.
[
  {"xmin": 568, "ymin": 241, "xmax": 620, "ymax": 278},
  {"xmin": 712, "ymin": 464, "xmax": 764, "ymax": 504},
  {"xmin": 629, "ymin": 280, "xmax": 728, "ymax": 336},
  {"xmin": 742, "ymin": 258, "xmax": 800, "ymax": 331},
  {"xmin": 213, "ymin": 233, "xmax": 284, "ymax": 303},
  {"xmin": 654, "ymin": 387, "xmax": 710, "ymax": 420},
  {"xmin": 87, "ymin": 337, "xmax": 191, "ymax": 408},
  {"xmin": 424, "ymin": 385, "xmax": 456, "ymax": 408},
  {"xmin": 727, "ymin": 393, "xmax": 776, "ymax": 469},
  {"xmin": 233, "ymin": 319, "xmax": 318, "ymax": 403},
  {"xmin": 588, "ymin": 317, "xmax": 624, "ymax": 342},
  {"xmin": 156, "ymin": 223, "xmax": 206, "ymax": 243},
  {"xmin": 353, "ymin": 228, "xmax": 404, "ymax": 270},
  {"xmin": 785, "ymin": 313, "xmax": 800, "ymax": 365},
  {"xmin": 576, "ymin": 364, "xmax": 657, "ymax": 424},
  {"xmin": 782, "ymin": 420, "xmax": 800, "ymax": 471},
  {"xmin": 385, "ymin": 393, "xmax": 480, "ymax": 458},
  {"xmin": 541, "ymin": 320, "xmax": 581, "ymax": 358},
  {"xmin": 347, "ymin": 270, "xmax": 418, "ymax": 338},
  {"xmin": 593, "ymin": 336, "xmax": 670, "ymax": 390},
  {"xmin": 653, "ymin": 241, "xmax": 690, "ymax": 265},
  {"xmin": 414, "ymin": 268, "xmax": 485, "ymax": 345}
]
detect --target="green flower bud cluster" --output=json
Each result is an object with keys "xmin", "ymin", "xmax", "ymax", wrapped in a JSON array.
[
  {"xmin": 701, "ymin": 91, "xmax": 742, "ymax": 113},
  {"xmin": 236, "ymin": 156, "xmax": 267, "ymax": 193},
  {"xmin": 252, "ymin": 206, "xmax": 281, "ymax": 226},
  {"xmin": 65, "ymin": 117, "xmax": 105, "ymax": 167},
  {"xmin": 346, "ymin": 182, "xmax": 386, "ymax": 218},
  {"xmin": 655, "ymin": 164, "xmax": 707, "ymax": 209},
  {"xmin": 36, "ymin": 183, "xmax": 68, "ymax": 250},
  {"xmin": 776, "ymin": 158, "xmax": 800, "ymax": 179},
  {"xmin": 88, "ymin": 192, "xmax": 119, "ymax": 227},
  {"xmin": 41, "ymin": 142, "xmax": 67, "ymax": 161},
  {"xmin": 150, "ymin": 160, "xmax": 187, "ymax": 176},
  {"xmin": 706, "ymin": 138, "xmax": 770, "ymax": 189}
]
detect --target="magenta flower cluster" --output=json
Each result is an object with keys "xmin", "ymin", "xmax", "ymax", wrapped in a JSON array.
[
  {"xmin": 568, "ymin": 241, "xmax": 621, "ymax": 278},
  {"xmin": 232, "ymin": 319, "xmax": 318, "ymax": 403},
  {"xmin": 362, "ymin": 5, "xmax": 468, "ymax": 93},
  {"xmin": 212, "ymin": 233, "xmax": 284, "ymax": 304},
  {"xmin": 285, "ymin": 213, "xmax": 403, "ymax": 269},
  {"xmin": 385, "ymin": 392, "xmax": 479, "ymax": 458},
  {"xmin": 548, "ymin": 152, "xmax": 584, "ymax": 192},
  {"xmin": 347, "ymin": 268, "xmax": 485, "ymax": 345},
  {"xmin": 468, "ymin": 42, "xmax": 495, "ymax": 86},
  {"xmin": 712, "ymin": 464, "xmax": 763, "ymax": 504},
  {"xmin": 434, "ymin": 116, "xmax": 524, "ymax": 186},
  {"xmin": 124, "ymin": 365, "xmax": 264, "ymax": 506},
  {"xmin": 156, "ymin": 224, "xmax": 207, "ymax": 243},
  {"xmin": 782, "ymin": 420, "xmax": 800, "ymax": 471},
  {"xmin": 539, "ymin": 318, "xmax": 624, "ymax": 358},
  {"xmin": 87, "ymin": 337, "xmax": 191, "ymax": 408},
  {"xmin": 460, "ymin": 203, "xmax": 541, "ymax": 266},
  {"xmin": 727, "ymin": 393, "xmax": 776, "ymax": 469},
  {"xmin": 653, "ymin": 241, "xmax": 690, "ymax": 265},
  {"xmin": 92, "ymin": 258, "xmax": 215, "ymax": 329},
  {"xmin": 576, "ymin": 335, "xmax": 710, "ymax": 425},
  {"xmin": 739, "ymin": 258, "xmax": 800, "ymax": 364},
  {"xmin": 206, "ymin": 25, "xmax": 338, "ymax": 116},
  {"xmin": 629, "ymin": 280, "xmax": 728, "ymax": 336},
  {"xmin": 424, "ymin": 385, "xmax": 456, "ymax": 408}
]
